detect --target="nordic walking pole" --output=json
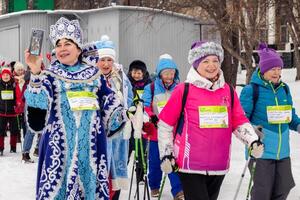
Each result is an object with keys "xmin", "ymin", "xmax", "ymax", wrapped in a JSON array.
[
  {"xmin": 141, "ymin": 137, "xmax": 151, "ymax": 200},
  {"xmin": 246, "ymin": 158, "xmax": 257, "ymax": 200},
  {"xmin": 245, "ymin": 126, "xmax": 263, "ymax": 200},
  {"xmin": 128, "ymin": 150, "xmax": 136, "ymax": 200},
  {"xmin": 233, "ymin": 155, "xmax": 251, "ymax": 200},
  {"xmin": 158, "ymin": 173, "xmax": 167, "ymax": 200}
]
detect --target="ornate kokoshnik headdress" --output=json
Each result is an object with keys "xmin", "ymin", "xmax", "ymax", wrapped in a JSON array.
[{"xmin": 49, "ymin": 17, "xmax": 83, "ymax": 48}]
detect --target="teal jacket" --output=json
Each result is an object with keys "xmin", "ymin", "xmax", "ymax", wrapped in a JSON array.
[{"xmin": 240, "ymin": 69, "xmax": 300, "ymax": 160}]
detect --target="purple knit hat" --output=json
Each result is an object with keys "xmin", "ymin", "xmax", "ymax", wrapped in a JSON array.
[
  {"xmin": 258, "ymin": 43, "xmax": 283, "ymax": 74},
  {"xmin": 188, "ymin": 40, "xmax": 224, "ymax": 69}
]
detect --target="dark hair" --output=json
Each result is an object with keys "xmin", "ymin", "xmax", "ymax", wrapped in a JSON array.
[
  {"xmin": 55, "ymin": 38, "xmax": 83, "ymax": 63},
  {"xmin": 55, "ymin": 38, "xmax": 81, "ymax": 50}
]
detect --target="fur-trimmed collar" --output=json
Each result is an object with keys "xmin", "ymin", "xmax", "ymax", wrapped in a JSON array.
[{"xmin": 185, "ymin": 67, "xmax": 225, "ymax": 91}]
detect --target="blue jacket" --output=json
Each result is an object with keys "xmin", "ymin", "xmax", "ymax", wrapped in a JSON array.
[{"xmin": 240, "ymin": 69, "xmax": 300, "ymax": 160}]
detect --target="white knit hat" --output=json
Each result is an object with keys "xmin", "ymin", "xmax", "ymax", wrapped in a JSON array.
[{"xmin": 14, "ymin": 62, "xmax": 25, "ymax": 71}]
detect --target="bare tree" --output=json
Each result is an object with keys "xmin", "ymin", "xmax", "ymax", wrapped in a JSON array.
[
  {"xmin": 137, "ymin": 0, "xmax": 273, "ymax": 84},
  {"xmin": 282, "ymin": 0, "xmax": 300, "ymax": 80}
]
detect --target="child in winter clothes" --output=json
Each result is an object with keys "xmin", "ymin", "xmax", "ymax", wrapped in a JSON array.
[
  {"xmin": 142, "ymin": 54, "xmax": 184, "ymax": 200},
  {"xmin": 0, "ymin": 67, "xmax": 20, "ymax": 155},
  {"xmin": 157, "ymin": 41, "xmax": 264, "ymax": 200},
  {"xmin": 240, "ymin": 43, "xmax": 300, "ymax": 200},
  {"xmin": 95, "ymin": 35, "xmax": 133, "ymax": 200},
  {"xmin": 127, "ymin": 60, "xmax": 152, "ymax": 184}
]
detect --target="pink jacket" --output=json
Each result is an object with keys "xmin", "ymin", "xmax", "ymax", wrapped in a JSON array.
[{"xmin": 158, "ymin": 68, "xmax": 257, "ymax": 175}]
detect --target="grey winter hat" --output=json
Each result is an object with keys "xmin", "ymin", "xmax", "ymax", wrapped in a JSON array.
[{"xmin": 188, "ymin": 41, "xmax": 224, "ymax": 68}]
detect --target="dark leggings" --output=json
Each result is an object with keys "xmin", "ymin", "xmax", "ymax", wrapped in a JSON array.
[{"xmin": 178, "ymin": 172, "xmax": 225, "ymax": 200}]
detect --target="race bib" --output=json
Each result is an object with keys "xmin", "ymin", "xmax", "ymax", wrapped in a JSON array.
[
  {"xmin": 199, "ymin": 106, "xmax": 228, "ymax": 128},
  {"xmin": 66, "ymin": 91, "xmax": 99, "ymax": 111},
  {"xmin": 1, "ymin": 90, "xmax": 13, "ymax": 100},
  {"xmin": 267, "ymin": 105, "xmax": 292, "ymax": 124},
  {"xmin": 157, "ymin": 101, "xmax": 167, "ymax": 114}
]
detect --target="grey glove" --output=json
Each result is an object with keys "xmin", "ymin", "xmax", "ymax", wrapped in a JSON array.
[{"xmin": 160, "ymin": 155, "xmax": 177, "ymax": 174}]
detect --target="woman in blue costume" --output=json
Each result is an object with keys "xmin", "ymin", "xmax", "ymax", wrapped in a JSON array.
[{"xmin": 24, "ymin": 17, "xmax": 126, "ymax": 200}]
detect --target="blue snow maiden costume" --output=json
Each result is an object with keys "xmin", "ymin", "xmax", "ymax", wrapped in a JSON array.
[{"xmin": 24, "ymin": 17, "xmax": 126, "ymax": 200}]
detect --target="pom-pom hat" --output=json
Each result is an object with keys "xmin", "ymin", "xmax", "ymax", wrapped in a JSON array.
[
  {"xmin": 258, "ymin": 43, "xmax": 283, "ymax": 74},
  {"xmin": 188, "ymin": 41, "xmax": 224, "ymax": 69},
  {"xmin": 95, "ymin": 35, "xmax": 116, "ymax": 61}
]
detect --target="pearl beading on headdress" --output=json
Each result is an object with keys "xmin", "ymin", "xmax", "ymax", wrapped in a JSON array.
[{"xmin": 49, "ymin": 17, "xmax": 83, "ymax": 48}]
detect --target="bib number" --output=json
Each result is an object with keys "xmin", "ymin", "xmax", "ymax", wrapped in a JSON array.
[
  {"xmin": 67, "ymin": 91, "xmax": 99, "ymax": 111},
  {"xmin": 199, "ymin": 106, "xmax": 228, "ymax": 128}
]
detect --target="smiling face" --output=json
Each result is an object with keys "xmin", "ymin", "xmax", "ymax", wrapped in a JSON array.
[
  {"xmin": 131, "ymin": 69, "xmax": 144, "ymax": 81},
  {"xmin": 1, "ymin": 73, "xmax": 11, "ymax": 82},
  {"xmin": 196, "ymin": 55, "xmax": 220, "ymax": 80},
  {"xmin": 160, "ymin": 69, "xmax": 176, "ymax": 85},
  {"xmin": 55, "ymin": 38, "xmax": 81, "ymax": 66},
  {"xmin": 15, "ymin": 68, "xmax": 25, "ymax": 76},
  {"xmin": 96, "ymin": 57, "xmax": 114, "ymax": 75},
  {"xmin": 262, "ymin": 66, "xmax": 282, "ymax": 84}
]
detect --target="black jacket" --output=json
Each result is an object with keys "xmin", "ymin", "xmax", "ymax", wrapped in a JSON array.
[{"xmin": 0, "ymin": 79, "xmax": 16, "ymax": 115}]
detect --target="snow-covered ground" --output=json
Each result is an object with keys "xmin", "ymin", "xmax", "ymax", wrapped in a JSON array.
[{"xmin": 0, "ymin": 69, "xmax": 300, "ymax": 200}]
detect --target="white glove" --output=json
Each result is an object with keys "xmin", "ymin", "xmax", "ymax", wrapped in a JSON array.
[
  {"xmin": 250, "ymin": 141, "xmax": 264, "ymax": 158},
  {"xmin": 132, "ymin": 102, "xmax": 144, "ymax": 139},
  {"xmin": 160, "ymin": 155, "xmax": 177, "ymax": 174}
]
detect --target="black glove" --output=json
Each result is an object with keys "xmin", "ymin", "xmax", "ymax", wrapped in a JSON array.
[
  {"xmin": 250, "ymin": 140, "xmax": 264, "ymax": 158},
  {"xmin": 150, "ymin": 115, "xmax": 159, "ymax": 125}
]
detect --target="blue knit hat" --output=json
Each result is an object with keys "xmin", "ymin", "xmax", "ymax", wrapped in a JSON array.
[
  {"xmin": 156, "ymin": 54, "xmax": 178, "ymax": 76},
  {"xmin": 258, "ymin": 43, "xmax": 283, "ymax": 74}
]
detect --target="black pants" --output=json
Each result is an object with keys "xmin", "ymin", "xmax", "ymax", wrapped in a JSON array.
[
  {"xmin": 0, "ymin": 116, "xmax": 20, "ymax": 136},
  {"xmin": 249, "ymin": 158, "xmax": 294, "ymax": 200},
  {"xmin": 178, "ymin": 172, "xmax": 225, "ymax": 200}
]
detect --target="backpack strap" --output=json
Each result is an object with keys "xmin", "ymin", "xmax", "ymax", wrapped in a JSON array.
[
  {"xmin": 249, "ymin": 83, "xmax": 259, "ymax": 121},
  {"xmin": 150, "ymin": 81, "xmax": 155, "ymax": 102},
  {"xmin": 174, "ymin": 83, "xmax": 189, "ymax": 140},
  {"xmin": 229, "ymin": 84, "xmax": 234, "ymax": 108}
]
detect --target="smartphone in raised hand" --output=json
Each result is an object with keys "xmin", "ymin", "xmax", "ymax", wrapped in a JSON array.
[{"xmin": 29, "ymin": 29, "xmax": 44, "ymax": 56}]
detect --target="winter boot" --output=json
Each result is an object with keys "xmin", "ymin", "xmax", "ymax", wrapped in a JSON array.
[
  {"xmin": 10, "ymin": 135, "xmax": 17, "ymax": 152},
  {"xmin": 174, "ymin": 191, "xmax": 185, "ymax": 200},
  {"xmin": 10, "ymin": 146, "xmax": 17, "ymax": 153},
  {"xmin": 33, "ymin": 148, "xmax": 39, "ymax": 157},
  {"xmin": 0, "ymin": 149, "xmax": 3, "ymax": 156},
  {"xmin": 0, "ymin": 136, "xmax": 4, "ymax": 150},
  {"xmin": 22, "ymin": 153, "xmax": 34, "ymax": 163}
]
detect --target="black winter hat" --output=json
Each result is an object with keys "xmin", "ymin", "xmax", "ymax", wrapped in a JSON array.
[{"xmin": 129, "ymin": 60, "xmax": 147, "ymax": 73}]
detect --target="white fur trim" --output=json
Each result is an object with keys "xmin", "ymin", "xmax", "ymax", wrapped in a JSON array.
[{"xmin": 185, "ymin": 67, "xmax": 225, "ymax": 91}]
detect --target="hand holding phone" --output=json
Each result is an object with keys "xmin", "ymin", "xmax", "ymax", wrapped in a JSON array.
[{"xmin": 29, "ymin": 29, "xmax": 44, "ymax": 56}]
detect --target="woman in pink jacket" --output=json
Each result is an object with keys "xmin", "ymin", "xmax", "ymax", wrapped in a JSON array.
[{"xmin": 157, "ymin": 41, "xmax": 264, "ymax": 200}]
